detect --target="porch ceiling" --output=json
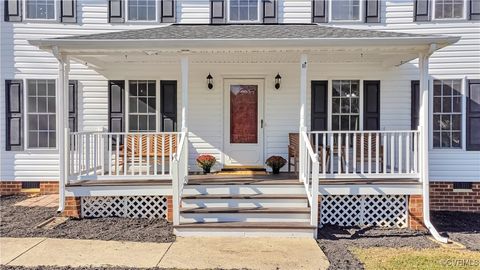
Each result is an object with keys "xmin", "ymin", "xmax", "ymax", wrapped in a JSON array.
[{"xmin": 29, "ymin": 24, "xmax": 459, "ymax": 68}]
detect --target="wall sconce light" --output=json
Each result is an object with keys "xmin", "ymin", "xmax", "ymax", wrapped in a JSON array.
[
  {"xmin": 275, "ymin": 73, "xmax": 282, "ymax": 90},
  {"xmin": 206, "ymin": 73, "xmax": 213, "ymax": 90}
]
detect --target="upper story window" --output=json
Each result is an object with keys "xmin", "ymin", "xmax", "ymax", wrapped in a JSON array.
[
  {"xmin": 229, "ymin": 0, "xmax": 260, "ymax": 22},
  {"xmin": 331, "ymin": 0, "xmax": 361, "ymax": 21},
  {"xmin": 127, "ymin": 0, "xmax": 157, "ymax": 21},
  {"xmin": 25, "ymin": 0, "xmax": 55, "ymax": 20},
  {"xmin": 434, "ymin": 0, "xmax": 465, "ymax": 19}
]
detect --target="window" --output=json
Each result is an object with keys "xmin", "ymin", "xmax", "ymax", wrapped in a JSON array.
[
  {"xmin": 453, "ymin": 182, "xmax": 473, "ymax": 191},
  {"xmin": 331, "ymin": 0, "xmax": 361, "ymax": 21},
  {"xmin": 229, "ymin": 0, "xmax": 259, "ymax": 22},
  {"xmin": 26, "ymin": 0, "xmax": 55, "ymax": 20},
  {"xmin": 128, "ymin": 80, "xmax": 156, "ymax": 132},
  {"xmin": 434, "ymin": 0, "xmax": 464, "ymax": 19},
  {"xmin": 27, "ymin": 80, "xmax": 56, "ymax": 148},
  {"xmin": 332, "ymin": 80, "xmax": 360, "ymax": 130},
  {"xmin": 433, "ymin": 79, "xmax": 462, "ymax": 148},
  {"xmin": 127, "ymin": 0, "xmax": 156, "ymax": 21}
]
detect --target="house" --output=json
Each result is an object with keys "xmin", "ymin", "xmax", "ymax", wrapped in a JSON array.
[{"xmin": 1, "ymin": 0, "xmax": 479, "ymax": 239}]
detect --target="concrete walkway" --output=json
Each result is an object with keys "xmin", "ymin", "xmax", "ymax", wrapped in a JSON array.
[{"xmin": 0, "ymin": 237, "xmax": 329, "ymax": 270}]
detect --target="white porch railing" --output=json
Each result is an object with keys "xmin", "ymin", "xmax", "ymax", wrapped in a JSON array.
[
  {"xmin": 305, "ymin": 130, "xmax": 421, "ymax": 179},
  {"xmin": 68, "ymin": 131, "xmax": 181, "ymax": 181},
  {"xmin": 172, "ymin": 128, "xmax": 189, "ymax": 225},
  {"xmin": 299, "ymin": 129, "xmax": 320, "ymax": 227}
]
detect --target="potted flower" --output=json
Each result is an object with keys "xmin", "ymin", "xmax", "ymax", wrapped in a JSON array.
[
  {"xmin": 196, "ymin": 154, "xmax": 216, "ymax": 174},
  {"xmin": 266, "ymin": 156, "xmax": 287, "ymax": 174}
]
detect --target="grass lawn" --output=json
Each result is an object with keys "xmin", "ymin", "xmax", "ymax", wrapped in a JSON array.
[{"xmin": 352, "ymin": 247, "xmax": 480, "ymax": 270}]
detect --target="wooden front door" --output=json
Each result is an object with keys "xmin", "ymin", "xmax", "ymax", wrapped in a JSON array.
[{"xmin": 223, "ymin": 79, "xmax": 264, "ymax": 166}]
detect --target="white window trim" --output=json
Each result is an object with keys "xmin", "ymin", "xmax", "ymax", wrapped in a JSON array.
[
  {"xmin": 428, "ymin": 76, "xmax": 466, "ymax": 151},
  {"xmin": 23, "ymin": 78, "xmax": 59, "ymax": 151},
  {"xmin": 227, "ymin": 0, "xmax": 262, "ymax": 23},
  {"xmin": 432, "ymin": 0, "xmax": 468, "ymax": 21},
  {"xmin": 327, "ymin": 79, "xmax": 364, "ymax": 131},
  {"xmin": 328, "ymin": 0, "xmax": 364, "ymax": 23},
  {"xmin": 23, "ymin": 0, "xmax": 59, "ymax": 22},
  {"xmin": 125, "ymin": 0, "xmax": 159, "ymax": 23}
]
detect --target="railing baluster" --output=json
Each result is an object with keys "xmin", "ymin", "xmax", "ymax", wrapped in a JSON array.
[
  {"xmin": 139, "ymin": 135, "xmax": 143, "ymax": 176},
  {"xmin": 85, "ymin": 134, "xmax": 90, "ymax": 175},
  {"xmin": 154, "ymin": 135, "xmax": 158, "ymax": 176},
  {"xmin": 169, "ymin": 135, "xmax": 173, "ymax": 173},
  {"xmin": 146, "ymin": 135, "xmax": 151, "ymax": 176},
  {"xmin": 399, "ymin": 133, "xmax": 403, "ymax": 174},
  {"xmin": 108, "ymin": 135, "xmax": 112, "ymax": 176},
  {"xmin": 337, "ymin": 133, "xmax": 342, "ymax": 174},
  {"xmin": 375, "ymin": 132, "xmax": 379, "ymax": 174},
  {"xmin": 131, "ymin": 135, "xmax": 135, "ymax": 176},
  {"xmin": 390, "ymin": 133, "xmax": 395, "ymax": 174},
  {"xmin": 360, "ymin": 133, "xmax": 364, "ymax": 174},
  {"xmin": 329, "ymin": 133, "xmax": 334, "ymax": 175},
  {"xmin": 115, "ymin": 134, "xmax": 119, "ymax": 176},
  {"xmin": 345, "ymin": 133, "xmax": 349, "ymax": 174},
  {"xmin": 383, "ymin": 133, "xmax": 387, "ymax": 173},
  {"xmin": 406, "ymin": 132, "xmax": 411, "ymax": 173},
  {"xmin": 414, "ymin": 131, "xmax": 418, "ymax": 174},
  {"xmin": 368, "ymin": 132, "xmax": 373, "ymax": 173},
  {"xmin": 162, "ymin": 134, "xmax": 165, "ymax": 175},
  {"xmin": 123, "ymin": 134, "xmax": 127, "ymax": 176},
  {"xmin": 93, "ymin": 134, "xmax": 98, "ymax": 176},
  {"xmin": 353, "ymin": 133, "xmax": 357, "ymax": 173},
  {"xmin": 101, "ymin": 134, "xmax": 105, "ymax": 176},
  {"xmin": 322, "ymin": 133, "xmax": 326, "ymax": 174}
]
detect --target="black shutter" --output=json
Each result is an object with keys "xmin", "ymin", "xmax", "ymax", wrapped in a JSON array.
[
  {"xmin": 466, "ymin": 80, "xmax": 480, "ymax": 150},
  {"xmin": 4, "ymin": 0, "xmax": 22, "ymax": 22},
  {"xmin": 5, "ymin": 80, "xmax": 23, "ymax": 151},
  {"xmin": 263, "ymin": 0, "xmax": 277, "ymax": 24},
  {"xmin": 470, "ymin": 0, "xmax": 480, "ymax": 20},
  {"xmin": 68, "ymin": 81, "xmax": 78, "ymax": 132},
  {"xmin": 311, "ymin": 81, "xmax": 328, "ymax": 131},
  {"xmin": 210, "ymin": 0, "xmax": 226, "ymax": 24},
  {"xmin": 363, "ymin": 81, "xmax": 381, "ymax": 130},
  {"xmin": 161, "ymin": 81, "xmax": 177, "ymax": 132},
  {"xmin": 108, "ymin": 81, "xmax": 125, "ymax": 133},
  {"xmin": 108, "ymin": 0, "xmax": 124, "ymax": 23},
  {"xmin": 312, "ymin": 0, "xmax": 327, "ymax": 23},
  {"xmin": 61, "ymin": 0, "xmax": 77, "ymax": 23},
  {"xmin": 414, "ymin": 0, "xmax": 430, "ymax": 21},
  {"xmin": 365, "ymin": 0, "xmax": 380, "ymax": 23},
  {"xmin": 161, "ymin": 0, "xmax": 175, "ymax": 23},
  {"xmin": 411, "ymin": 80, "xmax": 420, "ymax": 130}
]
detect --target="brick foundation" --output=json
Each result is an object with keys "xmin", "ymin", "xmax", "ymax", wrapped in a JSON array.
[
  {"xmin": 166, "ymin": 195, "xmax": 173, "ymax": 222},
  {"xmin": 0, "ymin": 182, "xmax": 22, "ymax": 196},
  {"xmin": 408, "ymin": 195, "xmax": 426, "ymax": 230},
  {"xmin": 430, "ymin": 182, "xmax": 480, "ymax": 212},
  {"xmin": 39, "ymin": 181, "xmax": 59, "ymax": 195},
  {"xmin": 63, "ymin": 197, "xmax": 81, "ymax": 218}
]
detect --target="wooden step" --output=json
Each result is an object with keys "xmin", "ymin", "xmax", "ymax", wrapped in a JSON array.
[
  {"xmin": 175, "ymin": 221, "xmax": 315, "ymax": 230},
  {"xmin": 182, "ymin": 194, "xmax": 307, "ymax": 200},
  {"xmin": 180, "ymin": 207, "xmax": 310, "ymax": 214}
]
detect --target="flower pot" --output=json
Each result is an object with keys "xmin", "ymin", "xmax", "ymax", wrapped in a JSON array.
[
  {"xmin": 203, "ymin": 167, "xmax": 211, "ymax": 174},
  {"xmin": 272, "ymin": 168, "xmax": 280, "ymax": 174}
]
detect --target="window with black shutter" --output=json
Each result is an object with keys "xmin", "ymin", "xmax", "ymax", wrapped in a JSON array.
[
  {"xmin": 411, "ymin": 80, "xmax": 420, "ymax": 130},
  {"xmin": 68, "ymin": 81, "xmax": 78, "ymax": 132},
  {"xmin": 466, "ymin": 80, "xmax": 480, "ymax": 150},
  {"xmin": 4, "ymin": 0, "xmax": 22, "ymax": 21},
  {"xmin": 363, "ymin": 81, "xmax": 381, "ymax": 130},
  {"xmin": 311, "ymin": 81, "xmax": 328, "ymax": 131},
  {"xmin": 210, "ymin": 0, "xmax": 226, "ymax": 24},
  {"xmin": 160, "ymin": 81, "xmax": 177, "ymax": 132},
  {"xmin": 60, "ymin": 0, "xmax": 77, "ymax": 23}
]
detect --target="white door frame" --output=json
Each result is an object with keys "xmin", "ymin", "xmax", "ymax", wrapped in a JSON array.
[{"xmin": 222, "ymin": 78, "xmax": 265, "ymax": 167}]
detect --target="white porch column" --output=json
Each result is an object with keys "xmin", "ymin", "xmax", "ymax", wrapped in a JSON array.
[
  {"xmin": 299, "ymin": 54, "xmax": 308, "ymax": 129},
  {"xmin": 181, "ymin": 56, "xmax": 189, "ymax": 130},
  {"xmin": 419, "ymin": 51, "xmax": 448, "ymax": 243},
  {"xmin": 55, "ymin": 48, "xmax": 69, "ymax": 213}
]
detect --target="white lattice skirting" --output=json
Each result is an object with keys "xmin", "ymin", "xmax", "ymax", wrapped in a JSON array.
[
  {"xmin": 320, "ymin": 195, "xmax": 408, "ymax": 228},
  {"xmin": 81, "ymin": 196, "xmax": 168, "ymax": 219}
]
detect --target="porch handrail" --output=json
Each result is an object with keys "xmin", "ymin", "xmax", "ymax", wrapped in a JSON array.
[
  {"xmin": 300, "ymin": 129, "xmax": 320, "ymax": 229},
  {"xmin": 68, "ymin": 130, "xmax": 181, "ymax": 181},
  {"xmin": 172, "ymin": 128, "xmax": 188, "ymax": 225},
  {"xmin": 307, "ymin": 130, "xmax": 421, "ymax": 178}
]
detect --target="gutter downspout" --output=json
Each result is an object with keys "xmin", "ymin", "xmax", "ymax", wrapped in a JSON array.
[
  {"xmin": 420, "ymin": 44, "xmax": 448, "ymax": 244},
  {"xmin": 52, "ymin": 46, "xmax": 66, "ymax": 214}
]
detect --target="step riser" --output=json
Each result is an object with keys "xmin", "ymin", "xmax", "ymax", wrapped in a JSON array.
[
  {"xmin": 183, "ymin": 185, "xmax": 305, "ymax": 195},
  {"xmin": 174, "ymin": 228, "xmax": 315, "ymax": 238},
  {"xmin": 180, "ymin": 213, "xmax": 310, "ymax": 223},
  {"xmin": 182, "ymin": 199, "xmax": 308, "ymax": 208}
]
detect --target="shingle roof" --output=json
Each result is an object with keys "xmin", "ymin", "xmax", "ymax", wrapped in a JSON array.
[{"xmin": 56, "ymin": 24, "xmax": 429, "ymax": 40}]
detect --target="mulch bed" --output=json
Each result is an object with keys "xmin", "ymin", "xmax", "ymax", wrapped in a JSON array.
[
  {"xmin": 317, "ymin": 225, "xmax": 437, "ymax": 270},
  {"xmin": 0, "ymin": 195, "xmax": 175, "ymax": 243},
  {"xmin": 432, "ymin": 210, "xmax": 480, "ymax": 251}
]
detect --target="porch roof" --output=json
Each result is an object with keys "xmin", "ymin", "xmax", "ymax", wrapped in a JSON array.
[{"xmin": 30, "ymin": 24, "xmax": 459, "ymax": 51}]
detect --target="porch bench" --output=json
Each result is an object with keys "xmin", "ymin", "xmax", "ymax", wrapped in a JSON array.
[{"xmin": 118, "ymin": 134, "xmax": 178, "ymax": 172}]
